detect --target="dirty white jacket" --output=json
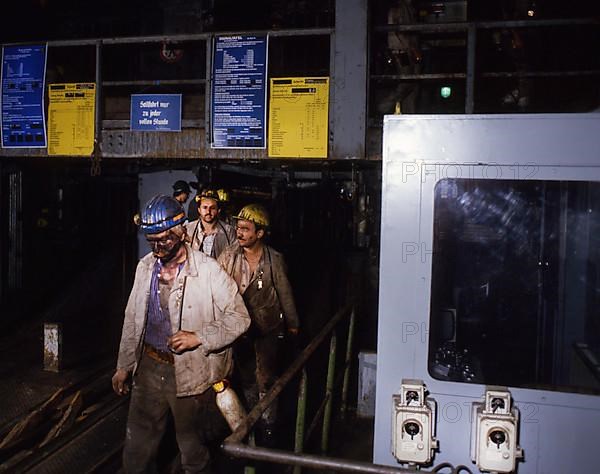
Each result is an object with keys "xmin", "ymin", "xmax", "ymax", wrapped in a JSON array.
[{"xmin": 116, "ymin": 244, "xmax": 250, "ymax": 396}]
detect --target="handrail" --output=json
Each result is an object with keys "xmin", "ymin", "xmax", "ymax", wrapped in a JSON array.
[
  {"xmin": 222, "ymin": 301, "xmax": 425, "ymax": 473},
  {"xmin": 223, "ymin": 444, "xmax": 421, "ymax": 474},
  {"xmin": 224, "ymin": 302, "xmax": 353, "ymax": 444}
]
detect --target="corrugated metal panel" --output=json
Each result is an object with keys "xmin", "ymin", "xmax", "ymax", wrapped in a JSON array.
[{"xmin": 100, "ymin": 129, "xmax": 269, "ymax": 159}]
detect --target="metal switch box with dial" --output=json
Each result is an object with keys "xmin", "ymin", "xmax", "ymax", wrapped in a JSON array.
[
  {"xmin": 391, "ymin": 379, "xmax": 438, "ymax": 465},
  {"xmin": 471, "ymin": 388, "xmax": 523, "ymax": 473}
]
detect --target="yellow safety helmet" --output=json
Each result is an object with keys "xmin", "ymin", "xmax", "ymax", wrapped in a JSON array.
[
  {"xmin": 216, "ymin": 188, "xmax": 229, "ymax": 202},
  {"xmin": 234, "ymin": 204, "xmax": 270, "ymax": 227},
  {"xmin": 195, "ymin": 188, "xmax": 221, "ymax": 203}
]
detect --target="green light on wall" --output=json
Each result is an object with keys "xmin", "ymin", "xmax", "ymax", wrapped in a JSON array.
[{"xmin": 440, "ymin": 86, "xmax": 452, "ymax": 99}]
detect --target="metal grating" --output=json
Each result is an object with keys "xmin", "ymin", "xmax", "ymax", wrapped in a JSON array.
[{"xmin": 25, "ymin": 402, "xmax": 128, "ymax": 474}]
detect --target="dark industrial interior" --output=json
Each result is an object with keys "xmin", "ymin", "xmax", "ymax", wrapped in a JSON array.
[{"xmin": 1, "ymin": 0, "xmax": 599, "ymax": 472}]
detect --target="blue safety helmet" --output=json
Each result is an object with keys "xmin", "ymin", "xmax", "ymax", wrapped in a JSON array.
[{"xmin": 139, "ymin": 194, "xmax": 187, "ymax": 235}]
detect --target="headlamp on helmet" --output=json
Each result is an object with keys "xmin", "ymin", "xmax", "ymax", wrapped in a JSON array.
[{"xmin": 195, "ymin": 188, "xmax": 221, "ymax": 203}]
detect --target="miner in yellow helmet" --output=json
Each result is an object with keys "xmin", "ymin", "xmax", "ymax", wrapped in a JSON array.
[
  {"xmin": 185, "ymin": 188, "xmax": 236, "ymax": 259},
  {"xmin": 217, "ymin": 203, "xmax": 299, "ymax": 445}
]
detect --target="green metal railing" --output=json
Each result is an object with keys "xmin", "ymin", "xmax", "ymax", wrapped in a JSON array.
[
  {"xmin": 221, "ymin": 303, "xmax": 418, "ymax": 474},
  {"xmin": 221, "ymin": 301, "xmax": 475, "ymax": 474}
]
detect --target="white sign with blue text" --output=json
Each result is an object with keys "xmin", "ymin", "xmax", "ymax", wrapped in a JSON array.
[{"xmin": 130, "ymin": 94, "xmax": 182, "ymax": 132}]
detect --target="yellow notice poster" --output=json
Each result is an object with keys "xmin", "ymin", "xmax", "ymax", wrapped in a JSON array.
[
  {"xmin": 268, "ymin": 77, "xmax": 329, "ymax": 158},
  {"xmin": 48, "ymin": 83, "xmax": 95, "ymax": 156}
]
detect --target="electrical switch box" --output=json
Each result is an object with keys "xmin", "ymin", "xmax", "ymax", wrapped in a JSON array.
[
  {"xmin": 471, "ymin": 388, "xmax": 523, "ymax": 473},
  {"xmin": 391, "ymin": 379, "xmax": 438, "ymax": 465}
]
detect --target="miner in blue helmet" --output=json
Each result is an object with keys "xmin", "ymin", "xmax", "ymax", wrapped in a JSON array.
[{"xmin": 112, "ymin": 194, "xmax": 250, "ymax": 473}]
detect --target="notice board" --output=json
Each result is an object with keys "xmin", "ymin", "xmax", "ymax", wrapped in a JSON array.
[
  {"xmin": 48, "ymin": 83, "xmax": 95, "ymax": 156},
  {"xmin": 130, "ymin": 94, "xmax": 182, "ymax": 132},
  {"xmin": 211, "ymin": 35, "xmax": 267, "ymax": 149},
  {"xmin": 1, "ymin": 44, "xmax": 47, "ymax": 148},
  {"xmin": 268, "ymin": 77, "xmax": 329, "ymax": 158}
]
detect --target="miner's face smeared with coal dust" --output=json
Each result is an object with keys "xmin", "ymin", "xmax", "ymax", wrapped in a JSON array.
[
  {"xmin": 236, "ymin": 219, "xmax": 264, "ymax": 249},
  {"xmin": 146, "ymin": 229, "xmax": 183, "ymax": 261}
]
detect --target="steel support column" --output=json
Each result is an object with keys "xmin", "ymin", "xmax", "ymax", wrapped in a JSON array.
[
  {"xmin": 332, "ymin": 0, "xmax": 367, "ymax": 158},
  {"xmin": 8, "ymin": 170, "xmax": 22, "ymax": 291},
  {"xmin": 92, "ymin": 41, "xmax": 102, "ymax": 175},
  {"xmin": 465, "ymin": 24, "xmax": 476, "ymax": 114}
]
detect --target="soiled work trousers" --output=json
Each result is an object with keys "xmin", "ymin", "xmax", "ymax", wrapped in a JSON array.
[
  {"xmin": 123, "ymin": 353, "xmax": 218, "ymax": 474},
  {"xmin": 234, "ymin": 333, "xmax": 282, "ymax": 424}
]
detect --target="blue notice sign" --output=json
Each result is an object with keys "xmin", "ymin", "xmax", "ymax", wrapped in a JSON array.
[
  {"xmin": 1, "ymin": 45, "xmax": 47, "ymax": 148},
  {"xmin": 211, "ymin": 35, "xmax": 267, "ymax": 149},
  {"xmin": 131, "ymin": 94, "xmax": 182, "ymax": 132}
]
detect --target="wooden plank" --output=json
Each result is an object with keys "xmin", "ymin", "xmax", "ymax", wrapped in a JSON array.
[
  {"xmin": 38, "ymin": 391, "xmax": 83, "ymax": 447},
  {"xmin": 0, "ymin": 388, "xmax": 65, "ymax": 451}
]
